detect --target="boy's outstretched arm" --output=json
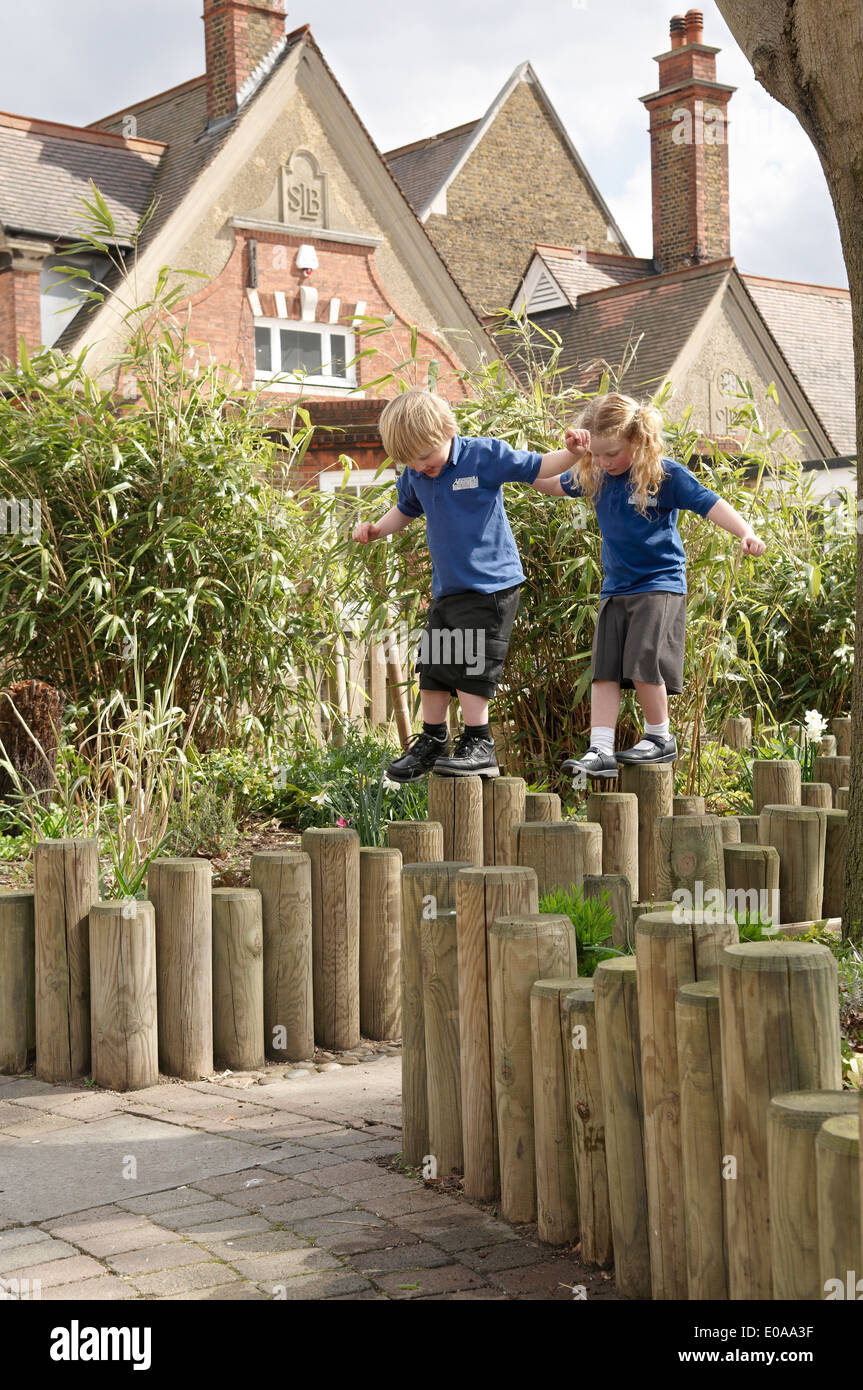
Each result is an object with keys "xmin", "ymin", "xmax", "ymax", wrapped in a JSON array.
[
  {"xmin": 704, "ymin": 499, "xmax": 767, "ymax": 556},
  {"xmin": 532, "ymin": 427, "xmax": 591, "ymax": 482},
  {"xmin": 353, "ymin": 505, "xmax": 414, "ymax": 544}
]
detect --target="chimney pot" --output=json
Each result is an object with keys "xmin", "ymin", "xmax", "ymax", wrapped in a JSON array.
[
  {"xmin": 685, "ymin": 9, "xmax": 704, "ymax": 45},
  {"xmin": 670, "ymin": 15, "xmax": 687, "ymax": 48}
]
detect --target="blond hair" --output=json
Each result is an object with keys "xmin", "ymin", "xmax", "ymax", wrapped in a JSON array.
[
  {"xmin": 570, "ymin": 392, "xmax": 665, "ymax": 515},
  {"xmin": 379, "ymin": 389, "xmax": 457, "ymax": 463}
]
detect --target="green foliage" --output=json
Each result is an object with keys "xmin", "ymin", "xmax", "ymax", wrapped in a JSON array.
[
  {"xmin": 538, "ymin": 882, "xmax": 626, "ymax": 976},
  {"xmin": 165, "ymin": 779, "xmax": 240, "ymax": 859}
]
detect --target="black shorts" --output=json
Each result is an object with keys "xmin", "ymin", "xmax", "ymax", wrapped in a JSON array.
[
  {"xmin": 590, "ymin": 591, "xmax": 687, "ymax": 694},
  {"xmin": 416, "ymin": 584, "xmax": 522, "ymax": 698}
]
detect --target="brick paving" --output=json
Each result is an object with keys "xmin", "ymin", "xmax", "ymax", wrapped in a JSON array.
[{"xmin": 0, "ymin": 1056, "xmax": 619, "ymax": 1302}]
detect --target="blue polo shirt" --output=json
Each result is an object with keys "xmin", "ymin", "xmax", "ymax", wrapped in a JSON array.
[
  {"xmin": 560, "ymin": 457, "xmax": 720, "ymax": 596},
  {"xmin": 396, "ymin": 434, "xmax": 542, "ymax": 598}
]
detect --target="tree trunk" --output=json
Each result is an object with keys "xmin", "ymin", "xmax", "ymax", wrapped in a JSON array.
[{"xmin": 715, "ymin": 0, "xmax": 863, "ymax": 940}]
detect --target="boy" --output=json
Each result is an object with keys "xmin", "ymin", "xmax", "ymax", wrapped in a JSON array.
[{"xmin": 352, "ymin": 389, "xmax": 589, "ymax": 780}]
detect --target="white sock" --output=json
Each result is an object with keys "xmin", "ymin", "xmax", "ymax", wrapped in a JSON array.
[
  {"xmin": 590, "ymin": 726, "xmax": 615, "ymax": 756},
  {"xmin": 630, "ymin": 718, "xmax": 670, "ymax": 752}
]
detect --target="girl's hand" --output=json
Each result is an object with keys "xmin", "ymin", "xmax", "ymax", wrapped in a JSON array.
[
  {"xmin": 352, "ymin": 521, "xmax": 380, "ymax": 544},
  {"xmin": 565, "ymin": 427, "xmax": 591, "ymax": 455},
  {"xmin": 741, "ymin": 532, "xmax": 766, "ymax": 557}
]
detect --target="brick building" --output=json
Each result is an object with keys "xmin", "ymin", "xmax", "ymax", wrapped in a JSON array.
[
  {"xmin": 504, "ymin": 10, "xmax": 854, "ymax": 481},
  {"xmin": 0, "ymin": 0, "xmax": 496, "ymax": 485}
]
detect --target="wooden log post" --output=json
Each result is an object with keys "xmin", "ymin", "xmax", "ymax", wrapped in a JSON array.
[
  {"xmin": 0, "ymin": 890, "xmax": 35, "ymax": 1073},
  {"xmin": 359, "ymin": 847, "xmax": 401, "ymax": 1041},
  {"xmin": 674, "ymin": 795, "xmax": 705, "ymax": 816},
  {"xmin": 531, "ymin": 976, "xmax": 582, "ymax": 1246},
  {"xmin": 387, "ymin": 820, "xmax": 444, "ymax": 863},
  {"xmin": 676, "ymin": 981, "xmax": 727, "ymax": 1300},
  {"xmin": 301, "ymin": 827, "xmax": 360, "ymax": 1051},
  {"xmin": 718, "ymin": 817, "xmax": 741, "ymax": 844},
  {"xmin": 636, "ymin": 910, "xmax": 739, "ymax": 1300},
  {"xmin": 421, "ymin": 906, "xmax": 462, "ymax": 1179},
  {"xmin": 836, "ymin": 787, "xmax": 850, "ymax": 811},
  {"xmin": 488, "ymin": 914, "xmax": 575, "ymax": 1224},
  {"xmin": 801, "ymin": 782, "xmax": 832, "ymax": 809},
  {"xmin": 586, "ymin": 792, "xmax": 638, "ymax": 900},
  {"xmin": 632, "ymin": 899, "xmax": 675, "ymax": 931},
  {"xmin": 457, "ymin": 865, "xmax": 538, "ymax": 1201},
  {"xmin": 752, "ymin": 759, "xmax": 801, "ymax": 814},
  {"xmin": 562, "ymin": 982, "xmax": 613, "ymax": 1267},
  {"xmin": 512, "ymin": 821, "xmax": 602, "ymax": 897},
  {"xmin": 250, "ymin": 851, "xmax": 314, "ymax": 1063},
  {"xmin": 767, "ymin": 1090, "xmax": 859, "ymax": 1300},
  {"xmin": 88, "ymin": 900, "xmax": 158, "ymax": 1092},
  {"xmin": 594, "ymin": 957, "xmax": 650, "ymax": 1299},
  {"xmin": 818, "ymin": 734, "xmax": 838, "ymax": 758},
  {"xmin": 723, "ymin": 843, "xmax": 781, "ymax": 926},
  {"xmin": 813, "ymin": 755, "xmax": 851, "ymax": 804},
  {"xmin": 830, "ymin": 716, "xmax": 852, "ymax": 758},
  {"xmin": 823, "ymin": 809, "xmax": 849, "ymax": 923},
  {"xmin": 211, "ymin": 888, "xmax": 264, "ymax": 1071},
  {"xmin": 722, "ymin": 716, "xmax": 752, "ymax": 749},
  {"xmin": 737, "ymin": 815, "xmax": 762, "ymax": 844},
  {"xmin": 656, "ymin": 815, "xmax": 726, "ymax": 909},
  {"xmin": 584, "ymin": 873, "xmax": 633, "ymax": 950},
  {"xmin": 34, "ymin": 838, "xmax": 99, "ymax": 1082},
  {"xmin": 402, "ymin": 862, "xmax": 471, "ymax": 1169},
  {"xmin": 482, "ymin": 777, "xmax": 526, "ymax": 866},
  {"xmin": 524, "ymin": 792, "xmax": 561, "ymax": 823},
  {"xmin": 428, "ymin": 775, "xmax": 484, "ymax": 866},
  {"xmin": 719, "ymin": 941, "xmax": 842, "ymax": 1299},
  {"xmin": 816, "ymin": 1116, "xmax": 860, "ymax": 1298},
  {"xmin": 759, "ymin": 805, "xmax": 827, "ymax": 923},
  {"xmin": 618, "ymin": 763, "xmax": 674, "ymax": 902},
  {"xmin": 148, "ymin": 858, "xmax": 213, "ymax": 1080}
]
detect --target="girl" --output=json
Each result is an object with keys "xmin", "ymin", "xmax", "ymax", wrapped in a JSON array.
[{"xmin": 533, "ymin": 392, "xmax": 766, "ymax": 777}]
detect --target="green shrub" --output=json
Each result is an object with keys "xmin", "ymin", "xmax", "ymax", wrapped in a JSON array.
[
  {"xmin": 165, "ymin": 780, "xmax": 239, "ymax": 859},
  {"xmin": 538, "ymin": 883, "xmax": 625, "ymax": 975}
]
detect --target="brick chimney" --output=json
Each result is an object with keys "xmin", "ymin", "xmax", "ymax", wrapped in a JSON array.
[
  {"xmin": 204, "ymin": 0, "xmax": 287, "ymax": 127},
  {"xmin": 640, "ymin": 10, "xmax": 736, "ymax": 274}
]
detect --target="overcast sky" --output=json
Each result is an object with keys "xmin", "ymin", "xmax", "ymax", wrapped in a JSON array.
[{"xmin": 1, "ymin": 0, "xmax": 847, "ymax": 287}]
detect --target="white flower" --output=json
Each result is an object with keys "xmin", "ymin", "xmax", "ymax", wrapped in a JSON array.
[
  {"xmin": 802, "ymin": 709, "xmax": 828, "ymax": 743},
  {"xmin": 307, "ymin": 789, "xmax": 330, "ymax": 806},
  {"xmin": 381, "ymin": 775, "xmax": 399, "ymax": 792}
]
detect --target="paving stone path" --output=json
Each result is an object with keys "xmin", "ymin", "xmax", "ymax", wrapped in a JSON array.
[{"xmin": 0, "ymin": 1055, "xmax": 618, "ymax": 1301}]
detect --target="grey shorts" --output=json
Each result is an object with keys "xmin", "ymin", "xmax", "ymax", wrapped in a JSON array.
[
  {"xmin": 416, "ymin": 584, "xmax": 522, "ymax": 698},
  {"xmin": 591, "ymin": 591, "xmax": 687, "ymax": 693}
]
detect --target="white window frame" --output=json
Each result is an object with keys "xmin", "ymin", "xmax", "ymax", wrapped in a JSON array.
[{"xmin": 254, "ymin": 317, "xmax": 357, "ymax": 393}]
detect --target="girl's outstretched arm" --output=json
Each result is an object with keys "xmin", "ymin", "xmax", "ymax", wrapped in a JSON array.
[
  {"xmin": 705, "ymin": 499, "xmax": 766, "ymax": 556},
  {"xmin": 531, "ymin": 474, "xmax": 566, "ymax": 496}
]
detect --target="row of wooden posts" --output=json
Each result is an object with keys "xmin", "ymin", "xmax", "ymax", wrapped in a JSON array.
[{"xmin": 399, "ymin": 754, "xmax": 860, "ymax": 1301}]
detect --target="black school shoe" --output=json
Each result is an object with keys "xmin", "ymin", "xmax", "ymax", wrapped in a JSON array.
[
  {"xmin": 386, "ymin": 730, "xmax": 450, "ymax": 783},
  {"xmin": 432, "ymin": 730, "xmax": 499, "ymax": 778},
  {"xmin": 615, "ymin": 733, "xmax": 678, "ymax": 765},
  {"xmin": 560, "ymin": 746, "xmax": 619, "ymax": 779}
]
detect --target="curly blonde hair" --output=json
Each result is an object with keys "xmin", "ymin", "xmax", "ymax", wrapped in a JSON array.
[{"xmin": 569, "ymin": 392, "xmax": 666, "ymax": 515}]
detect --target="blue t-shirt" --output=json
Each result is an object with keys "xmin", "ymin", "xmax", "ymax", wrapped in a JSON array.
[
  {"xmin": 396, "ymin": 434, "xmax": 542, "ymax": 598},
  {"xmin": 559, "ymin": 457, "xmax": 720, "ymax": 596}
]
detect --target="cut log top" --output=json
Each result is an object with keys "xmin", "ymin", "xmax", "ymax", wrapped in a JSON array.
[
  {"xmin": 0, "ymin": 889, "xmax": 35, "ymax": 902},
  {"xmin": 677, "ymin": 980, "xmax": 719, "ymax": 1006},
  {"xmin": 489, "ymin": 913, "xmax": 572, "ymax": 939},
  {"xmin": 250, "ymin": 849, "xmax": 309, "ymax": 862},
  {"xmin": 301, "ymin": 828, "xmax": 360, "ymax": 842},
  {"xmin": 760, "ymin": 804, "xmax": 825, "ymax": 819},
  {"xmin": 388, "ymin": 820, "xmax": 444, "ymax": 832},
  {"xmin": 149, "ymin": 857, "xmax": 211, "ymax": 871},
  {"xmin": 636, "ymin": 910, "xmax": 737, "ymax": 937},
  {"xmin": 817, "ymin": 1115, "xmax": 859, "ymax": 1155},
  {"xmin": 402, "ymin": 860, "xmax": 473, "ymax": 878},
  {"xmin": 89, "ymin": 900, "xmax": 152, "ymax": 916},
  {"xmin": 563, "ymin": 981, "xmax": 595, "ymax": 1007},
  {"xmin": 594, "ymin": 956, "xmax": 637, "ymax": 977},
  {"xmin": 587, "ymin": 793, "xmax": 637, "ymax": 807},
  {"xmin": 826, "ymin": 809, "xmax": 848, "ymax": 822},
  {"xmin": 768, "ymin": 1090, "xmax": 859, "ymax": 1130},
  {"xmin": 35, "ymin": 837, "xmax": 98, "ymax": 851},
  {"xmin": 531, "ymin": 976, "xmax": 582, "ymax": 999},
  {"xmin": 724, "ymin": 844, "xmax": 779, "ymax": 859},
  {"xmin": 211, "ymin": 888, "xmax": 262, "ymax": 902},
  {"xmin": 721, "ymin": 941, "xmax": 837, "ymax": 972},
  {"xmin": 359, "ymin": 847, "xmax": 403, "ymax": 861},
  {"xmin": 457, "ymin": 865, "xmax": 539, "ymax": 884}
]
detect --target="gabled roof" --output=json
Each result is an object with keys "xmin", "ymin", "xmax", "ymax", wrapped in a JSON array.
[
  {"xmin": 540, "ymin": 257, "xmax": 735, "ymax": 390},
  {"xmin": 513, "ymin": 244, "xmax": 655, "ymax": 313},
  {"xmin": 743, "ymin": 275, "xmax": 854, "ymax": 455},
  {"xmin": 44, "ymin": 26, "xmax": 495, "ymax": 371},
  {"xmin": 0, "ymin": 110, "xmax": 165, "ymax": 245},
  {"xmin": 385, "ymin": 60, "xmax": 632, "ymax": 251}
]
